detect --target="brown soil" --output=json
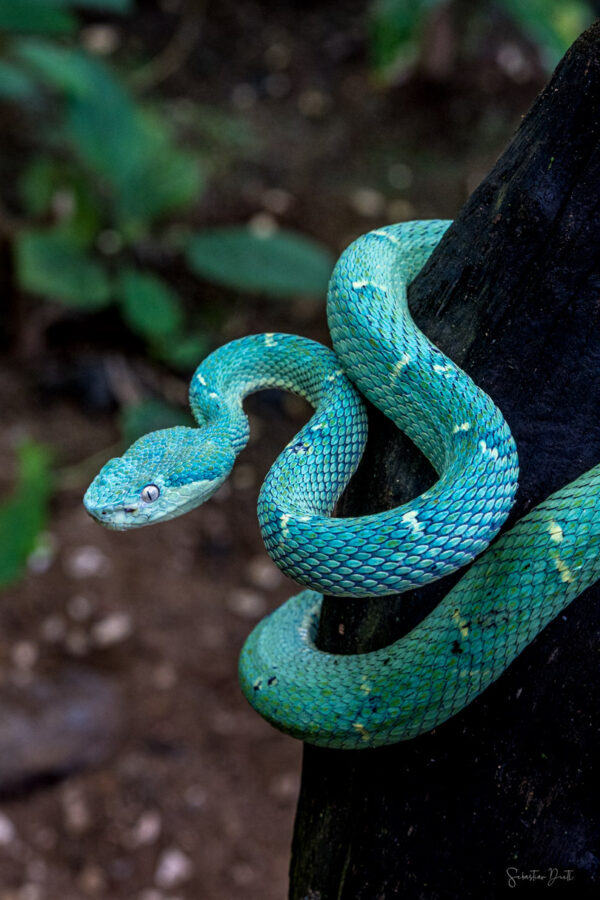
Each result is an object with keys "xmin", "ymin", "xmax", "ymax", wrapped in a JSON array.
[{"xmin": 0, "ymin": 366, "xmax": 305, "ymax": 899}]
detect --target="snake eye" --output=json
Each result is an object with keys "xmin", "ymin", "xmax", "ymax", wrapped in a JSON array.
[{"xmin": 141, "ymin": 484, "xmax": 160, "ymax": 503}]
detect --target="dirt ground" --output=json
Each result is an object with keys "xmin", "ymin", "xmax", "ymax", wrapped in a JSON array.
[
  {"xmin": 0, "ymin": 360, "xmax": 306, "ymax": 899},
  {"xmin": 0, "ymin": 1, "xmax": 544, "ymax": 897}
]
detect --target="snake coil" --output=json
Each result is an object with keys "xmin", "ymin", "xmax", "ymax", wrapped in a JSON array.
[{"xmin": 85, "ymin": 221, "xmax": 600, "ymax": 749}]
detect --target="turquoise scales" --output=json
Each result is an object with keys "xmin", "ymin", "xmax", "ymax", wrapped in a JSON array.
[{"xmin": 84, "ymin": 220, "xmax": 599, "ymax": 750}]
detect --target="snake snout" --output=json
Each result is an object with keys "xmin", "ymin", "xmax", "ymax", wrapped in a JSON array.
[{"xmin": 84, "ymin": 496, "xmax": 138, "ymax": 524}]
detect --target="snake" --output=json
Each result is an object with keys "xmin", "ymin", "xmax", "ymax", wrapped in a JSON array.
[{"xmin": 84, "ymin": 219, "xmax": 600, "ymax": 749}]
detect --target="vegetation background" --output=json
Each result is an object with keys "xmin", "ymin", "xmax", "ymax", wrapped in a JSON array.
[{"xmin": 0, "ymin": 1, "xmax": 596, "ymax": 897}]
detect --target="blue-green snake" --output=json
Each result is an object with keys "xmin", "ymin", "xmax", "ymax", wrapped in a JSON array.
[{"xmin": 84, "ymin": 220, "xmax": 600, "ymax": 749}]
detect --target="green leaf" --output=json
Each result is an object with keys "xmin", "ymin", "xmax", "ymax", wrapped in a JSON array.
[
  {"xmin": 368, "ymin": 0, "xmax": 443, "ymax": 78},
  {"xmin": 114, "ymin": 267, "xmax": 208, "ymax": 371},
  {"xmin": 15, "ymin": 229, "xmax": 111, "ymax": 309},
  {"xmin": 186, "ymin": 226, "xmax": 335, "ymax": 298},
  {"xmin": 115, "ymin": 269, "xmax": 184, "ymax": 340},
  {"xmin": 19, "ymin": 158, "xmax": 61, "ymax": 215},
  {"xmin": 120, "ymin": 399, "xmax": 194, "ymax": 446},
  {"xmin": 0, "ymin": 442, "xmax": 52, "ymax": 589},
  {"xmin": 0, "ymin": 1, "xmax": 76, "ymax": 36},
  {"xmin": 66, "ymin": 0, "xmax": 133, "ymax": 11},
  {"xmin": 156, "ymin": 333, "xmax": 209, "ymax": 372},
  {"xmin": 108, "ymin": 109, "xmax": 203, "ymax": 236},
  {"xmin": 19, "ymin": 160, "xmax": 102, "ymax": 243},
  {"xmin": 0, "ymin": 61, "xmax": 39, "ymax": 101},
  {"xmin": 14, "ymin": 41, "xmax": 204, "ymax": 234},
  {"xmin": 14, "ymin": 38, "xmax": 126, "ymax": 102},
  {"xmin": 501, "ymin": 0, "xmax": 594, "ymax": 67}
]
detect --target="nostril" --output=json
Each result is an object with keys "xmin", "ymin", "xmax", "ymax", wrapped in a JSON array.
[{"xmin": 101, "ymin": 510, "xmax": 109, "ymax": 516}]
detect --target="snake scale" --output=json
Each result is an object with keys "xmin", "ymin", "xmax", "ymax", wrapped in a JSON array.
[{"xmin": 85, "ymin": 220, "xmax": 600, "ymax": 749}]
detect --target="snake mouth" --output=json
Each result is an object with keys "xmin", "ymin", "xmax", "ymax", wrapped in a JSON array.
[
  {"xmin": 83, "ymin": 499, "xmax": 152, "ymax": 530},
  {"xmin": 96, "ymin": 513, "xmax": 152, "ymax": 531}
]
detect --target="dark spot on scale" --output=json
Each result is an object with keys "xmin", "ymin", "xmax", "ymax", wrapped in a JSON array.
[
  {"xmin": 383, "ymin": 657, "xmax": 391, "ymax": 666},
  {"xmin": 451, "ymin": 640, "xmax": 463, "ymax": 655},
  {"xmin": 253, "ymin": 680, "xmax": 262, "ymax": 692},
  {"xmin": 268, "ymin": 676, "xmax": 278, "ymax": 686}
]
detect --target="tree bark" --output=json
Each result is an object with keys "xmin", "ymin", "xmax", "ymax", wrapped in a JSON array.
[{"xmin": 290, "ymin": 21, "xmax": 600, "ymax": 899}]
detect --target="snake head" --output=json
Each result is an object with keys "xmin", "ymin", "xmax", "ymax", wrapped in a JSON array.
[{"xmin": 84, "ymin": 425, "xmax": 235, "ymax": 530}]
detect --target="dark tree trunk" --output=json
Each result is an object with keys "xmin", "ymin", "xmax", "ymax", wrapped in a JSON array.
[{"xmin": 290, "ymin": 21, "xmax": 600, "ymax": 900}]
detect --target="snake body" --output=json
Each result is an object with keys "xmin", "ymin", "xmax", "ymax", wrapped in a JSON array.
[{"xmin": 85, "ymin": 220, "xmax": 599, "ymax": 749}]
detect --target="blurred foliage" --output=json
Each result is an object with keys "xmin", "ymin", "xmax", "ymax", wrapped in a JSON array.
[
  {"xmin": 501, "ymin": 0, "xmax": 595, "ymax": 66},
  {"xmin": 0, "ymin": 442, "xmax": 52, "ymax": 588},
  {"xmin": 0, "ymin": 1, "xmax": 133, "ymax": 39},
  {"xmin": 13, "ymin": 40, "xmax": 204, "ymax": 235},
  {"xmin": 369, "ymin": 0, "xmax": 596, "ymax": 80},
  {"xmin": 186, "ymin": 227, "xmax": 335, "ymax": 299},
  {"xmin": 1, "ymin": 0, "xmax": 334, "ymax": 371},
  {"xmin": 0, "ymin": 0, "xmax": 336, "ymax": 587},
  {"xmin": 16, "ymin": 228, "xmax": 112, "ymax": 309},
  {"xmin": 369, "ymin": 0, "xmax": 440, "ymax": 78}
]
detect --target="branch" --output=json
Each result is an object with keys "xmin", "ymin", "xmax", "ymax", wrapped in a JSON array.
[{"xmin": 291, "ymin": 20, "xmax": 600, "ymax": 898}]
